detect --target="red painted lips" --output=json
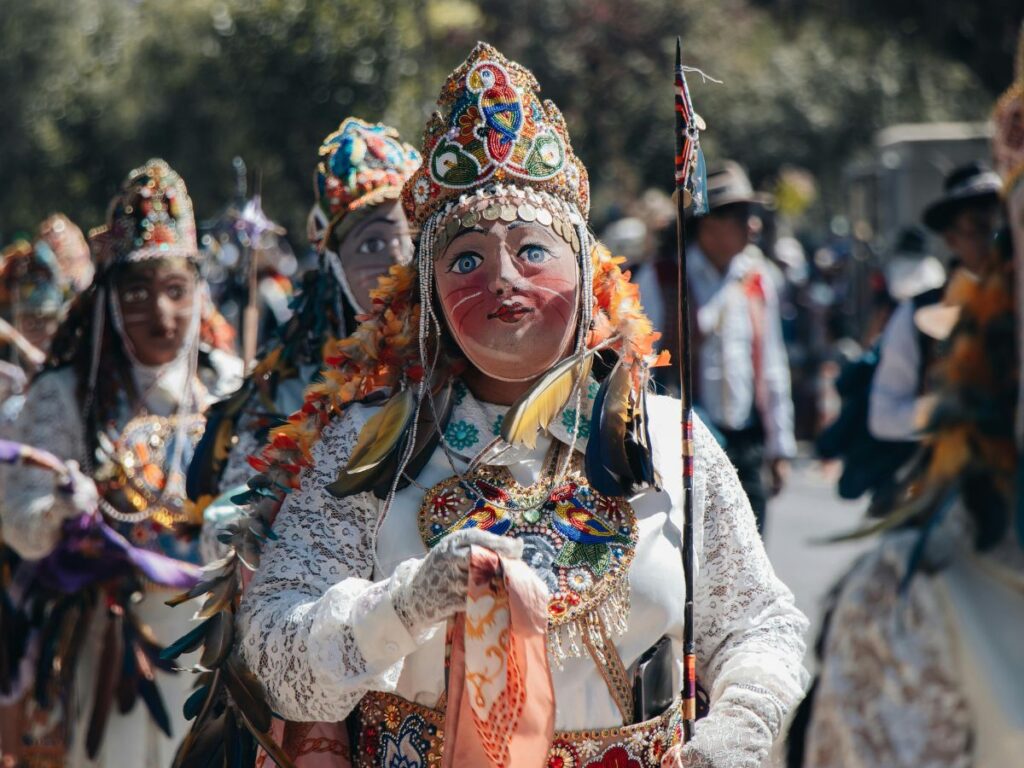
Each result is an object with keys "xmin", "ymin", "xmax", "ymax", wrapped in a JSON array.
[{"xmin": 488, "ymin": 302, "xmax": 535, "ymax": 323}]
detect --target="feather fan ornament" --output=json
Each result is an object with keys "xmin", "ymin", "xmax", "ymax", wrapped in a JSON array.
[{"xmin": 821, "ymin": 240, "xmax": 1018, "ymax": 565}]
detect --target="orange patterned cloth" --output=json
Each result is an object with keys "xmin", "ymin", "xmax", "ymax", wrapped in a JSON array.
[{"xmin": 443, "ymin": 546, "xmax": 554, "ymax": 767}]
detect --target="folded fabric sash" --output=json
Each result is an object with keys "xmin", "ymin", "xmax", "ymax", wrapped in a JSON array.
[{"xmin": 443, "ymin": 545, "xmax": 554, "ymax": 768}]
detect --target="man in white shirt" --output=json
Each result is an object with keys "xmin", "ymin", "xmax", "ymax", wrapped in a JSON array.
[
  {"xmin": 688, "ymin": 161, "xmax": 797, "ymax": 533},
  {"xmin": 869, "ymin": 162, "xmax": 1002, "ymax": 441}
]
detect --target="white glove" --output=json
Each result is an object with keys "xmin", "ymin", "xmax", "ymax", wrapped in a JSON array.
[
  {"xmin": 392, "ymin": 528, "xmax": 523, "ymax": 637},
  {"xmin": 661, "ymin": 685, "xmax": 784, "ymax": 768},
  {"xmin": 55, "ymin": 460, "xmax": 99, "ymax": 518}
]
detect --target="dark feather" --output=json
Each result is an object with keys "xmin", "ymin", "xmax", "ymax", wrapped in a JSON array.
[
  {"xmin": 624, "ymin": 384, "xmax": 657, "ymax": 488},
  {"xmin": 137, "ymin": 666, "xmax": 172, "ymax": 737},
  {"xmin": 199, "ymin": 610, "xmax": 234, "ymax": 670},
  {"xmin": 326, "ymin": 389, "xmax": 416, "ymax": 498},
  {"xmin": 585, "ymin": 361, "xmax": 633, "ymax": 496},
  {"xmin": 117, "ymin": 628, "xmax": 139, "ymax": 714},
  {"xmin": 85, "ymin": 607, "xmax": 124, "ymax": 759},
  {"xmin": 33, "ymin": 597, "xmax": 68, "ymax": 708},
  {"xmin": 183, "ymin": 683, "xmax": 210, "ymax": 721},
  {"xmin": 174, "ymin": 705, "xmax": 228, "ymax": 768},
  {"xmin": 55, "ymin": 595, "xmax": 93, "ymax": 689},
  {"xmin": 161, "ymin": 615, "xmax": 215, "ymax": 661},
  {"xmin": 238, "ymin": 709, "xmax": 298, "ymax": 768},
  {"xmin": 223, "ymin": 654, "xmax": 271, "ymax": 733},
  {"xmin": 187, "ymin": 381, "xmax": 254, "ymax": 502},
  {"xmin": 372, "ymin": 378, "xmax": 455, "ymax": 499}
]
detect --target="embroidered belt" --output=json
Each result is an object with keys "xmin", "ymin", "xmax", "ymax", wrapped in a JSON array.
[{"xmin": 354, "ymin": 691, "xmax": 682, "ymax": 768}]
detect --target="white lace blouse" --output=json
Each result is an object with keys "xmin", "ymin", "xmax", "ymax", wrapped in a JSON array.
[
  {"xmin": 1, "ymin": 351, "xmax": 242, "ymax": 560},
  {"xmin": 238, "ymin": 383, "xmax": 809, "ymax": 764}
]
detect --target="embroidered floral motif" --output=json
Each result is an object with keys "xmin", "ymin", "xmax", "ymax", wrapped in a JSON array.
[
  {"xmin": 548, "ymin": 742, "xmax": 580, "ymax": 768},
  {"xmin": 444, "ymin": 419, "xmax": 479, "ymax": 451},
  {"xmin": 356, "ymin": 691, "xmax": 679, "ymax": 768},
  {"xmin": 379, "ymin": 714, "xmax": 430, "ymax": 768},
  {"xmin": 491, "ymin": 413, "xmax": 504, "ymax": 436},
  {"xmin": 560, "ymin": 407, "xmax": 591, "ymax": 439}
]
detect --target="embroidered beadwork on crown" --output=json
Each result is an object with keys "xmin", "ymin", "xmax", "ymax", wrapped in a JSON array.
[
  {"xmin": 91, "ymin": 158, "xmax": 198, "ymax": 268},
  {"xmin": 402, "ymin": 42, "xmax": 590, "ymax": 228}
]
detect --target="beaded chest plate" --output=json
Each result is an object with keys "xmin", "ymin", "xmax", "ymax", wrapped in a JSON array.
[
  {"xmin": 98, "ymin": 413, "xmax": 206, "ymax": 563},
  {"xmin": 418, "ymin": 458, "xmax": 637, "ymax": 661}
]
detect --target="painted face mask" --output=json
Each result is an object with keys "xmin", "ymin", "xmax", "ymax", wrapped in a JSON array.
[{"xmin": 434, "ymin": 200, "xmax": 580, "ymax": 382}]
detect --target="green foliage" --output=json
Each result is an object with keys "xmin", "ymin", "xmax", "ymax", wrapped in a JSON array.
[{"xmin": 0, "ymin": 0, "xmax": 1005, "ymax": 244}]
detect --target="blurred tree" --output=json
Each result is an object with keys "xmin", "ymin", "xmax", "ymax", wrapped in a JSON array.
[{"xmin": 0, "ymin": 0, "xmax": 1011, "ymax": 244}]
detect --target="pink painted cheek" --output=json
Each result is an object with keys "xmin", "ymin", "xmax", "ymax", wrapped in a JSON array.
[
  {"xmin": 439, "ymin": 273, "xmax": 492, "ymax": 336},
  {"xmin": 528, "ymin": 274, "xmax": 578, "ymax": 324}
]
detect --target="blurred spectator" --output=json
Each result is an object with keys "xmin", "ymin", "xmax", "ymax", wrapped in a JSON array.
[
  {"xmin": 686, "ymin": 161, "xmax": 797, "ymax": 533},
  {"xmin": 869, "ymin": 162, "xmax": 1001, "ymax": 441}
]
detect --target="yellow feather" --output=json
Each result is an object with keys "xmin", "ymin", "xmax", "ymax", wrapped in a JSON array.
[
  {"xmin": 343, "ymin": 388, "xmax": 415, "ymax": 475},
  {"xmin": 502, "ymin": 353, "xmax": 594, "ymax": 449}
]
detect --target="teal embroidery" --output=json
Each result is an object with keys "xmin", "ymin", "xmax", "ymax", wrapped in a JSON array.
[
  {"xmin": 561, "ymin": 408, "xmax": 591, "ymax": 439},
  {"xmin": 491, "ymin": 414, "xmax": 504, "ymax": 436},
  {"xmin": 445, "ymin": 419, "xmax": 479, "ymax": 451},
  {"xmin": 587, "ymin": 379, "xmax": 600, "ymax": 399},
  {"xmin": 453, "ymin": 380, "xmax": 468, "ymax": 406}
]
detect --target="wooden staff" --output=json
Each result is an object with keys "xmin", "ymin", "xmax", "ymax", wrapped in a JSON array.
[{"xmin": 673, "ymin": 35, "xmax": 704, "ymax": 744}]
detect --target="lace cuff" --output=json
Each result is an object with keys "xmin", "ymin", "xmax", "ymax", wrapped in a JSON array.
[{"xmin": 345, "ymin": 574, "xmax": 421, "ymax": 672}]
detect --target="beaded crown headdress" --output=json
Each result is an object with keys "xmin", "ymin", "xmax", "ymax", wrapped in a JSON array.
[
  {"xmin": 312, "ymin": 117, "xmax": 421, "ymax": 248},
  {"xmin": 37, "ymin": 213, "xmax": 93, "ymax": 294},
  {"xmin": 90, "ymin": 158, "xmax": 198, "ymax": 270},
  {"xmin": 402, "ymin": 42, "xmax": 590, "ymax": 233},
  {"xmin": 0, "ymin": 238, "xmax": 65, "ymax": 315}
]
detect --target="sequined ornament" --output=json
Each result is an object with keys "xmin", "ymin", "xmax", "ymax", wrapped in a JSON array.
[
  {"xmin": 418, "ymin": 454, "xmax": 636, "ymax": 664},
  {"xmin": 402, "ymin": 42, "xmax": 590, "ymax": 229},
  {"xmin": 96, "ymin": 413, "xmax": 206, "ymax": 563},
  {"xmin": 90, "ymin": 158, "xmax": 198, "ymax": 269}
]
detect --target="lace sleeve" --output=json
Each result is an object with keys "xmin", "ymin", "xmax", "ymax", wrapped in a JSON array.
[
  {"xmin": 1, "ymin": 369, "xmax": 87, "ymax": 559},
  {"xmin": 802, "ymin": 535, "xmax": 971, "ymax": 768},
  {"xmin": 218, "ymin": 410, "xmax": 265, "ymax": 495},
  {"xmin": 689, "ymin": 415, "xmax": 809, "ymax": 766},
  {"xmin": 237, "ymin": 406, "xmax": 426, "ymax": 723}
]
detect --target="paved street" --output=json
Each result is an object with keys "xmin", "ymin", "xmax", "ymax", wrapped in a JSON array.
[{"xmin": 763, "ymin": 457, "xmax": 872, "ymax": 668}]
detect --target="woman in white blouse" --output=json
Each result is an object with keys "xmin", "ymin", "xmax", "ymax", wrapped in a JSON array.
[
  {"xmin": 237, "ymin": 43, "xmax": 807, "ymax": 768},
  {"xmin": 1, "ymin": 159, "xmax": 242, "ymax": 766}
]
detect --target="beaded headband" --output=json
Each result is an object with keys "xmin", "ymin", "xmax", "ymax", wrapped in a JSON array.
[
  {"xmin": 90, "ymin": 159, "xmax": 198, "ymax": 270},
  {"xmin": 431, "ymin": 183, "xmax": 586, "ymax": 256},
  {"xmin": 402, "ymin": 42, "xmax": 589, "ymax": 229},
  {"xmin": 314, "ymin": 117, "xmax": 421, "ymax": 247}
]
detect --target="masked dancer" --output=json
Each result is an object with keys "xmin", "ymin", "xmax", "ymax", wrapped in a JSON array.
[
  {"xmin": 175, "ymin": 44, "xmax": 807, "ymax": 768},
  {"xmin": 0, "ymin": 159, "xmax": 242, "ymax": 766}
]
